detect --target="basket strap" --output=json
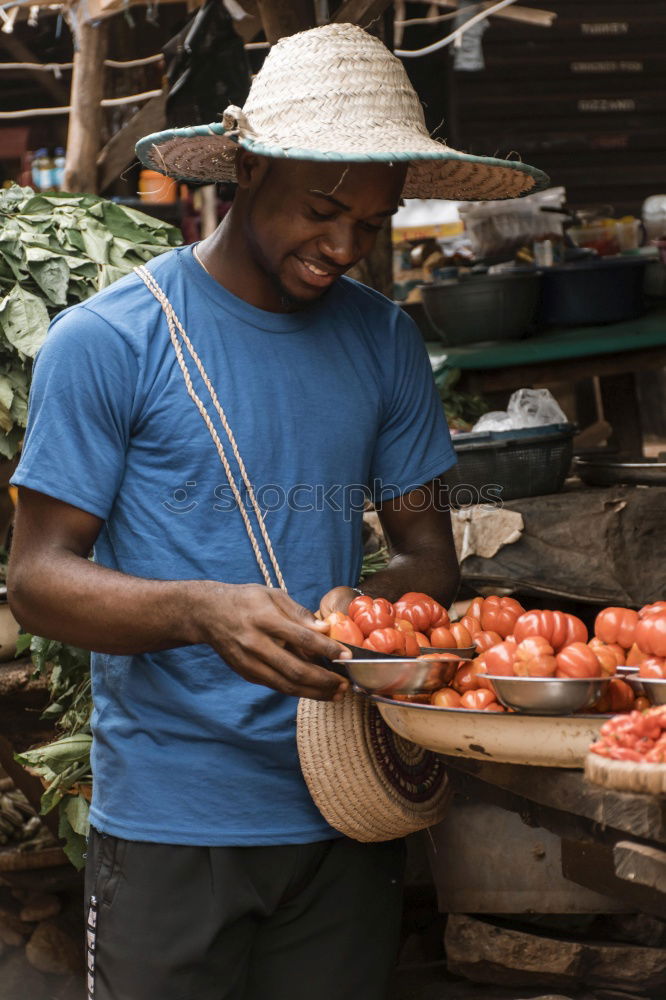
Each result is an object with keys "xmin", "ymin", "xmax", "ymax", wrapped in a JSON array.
[{"xmin": 135, "ymin": 264, "xmax": 287, "ymax": 592}]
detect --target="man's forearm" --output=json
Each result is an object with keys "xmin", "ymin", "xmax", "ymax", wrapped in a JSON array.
[
  {"xmin": 8, "ymin": 550, "xmax": 209, "ymax": 654},
  {"xmin": 361, "ymin": 548, "xmax": 460, "ymax": 608}
]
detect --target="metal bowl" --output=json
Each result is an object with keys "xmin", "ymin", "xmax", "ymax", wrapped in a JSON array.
[
  {"xmin": 627, "ymin": 676, "xmax": 666, "ymax": 705},
  {"xmin": 334, "ymin": 655, "xmax": 463, "ymax": 697},
  {"xmin": 342, "ymin": 642, "xmax": 474, "ymax": 660},
  {"xmin": 484, "ymin": 674, "xmax": 611, "ymax": 715}
]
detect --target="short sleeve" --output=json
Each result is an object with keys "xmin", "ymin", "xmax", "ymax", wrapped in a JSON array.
[
  {"xmin": 369, "ymin": 311, "xmax": 456, "ymax": 503},
  {"xmin": 11, "ymin": 305, "xmax": 139, "ymax": 519}
]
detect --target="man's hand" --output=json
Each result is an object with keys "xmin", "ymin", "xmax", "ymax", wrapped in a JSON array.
[
  {"xmin": 194, "ymin": 583, "xmax": 351, "ymax": 702},
  {"xmin": 318, "ymin": 586, "xmax": 359, "ymax": 620}
]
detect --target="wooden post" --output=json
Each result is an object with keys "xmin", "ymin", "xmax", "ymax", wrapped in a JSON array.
[
  {"xmin": 63, "ymin": 19, "xmax": 109, "ymax": 194},
  {"xmin": 199, "ymin": 185, "xmax": 219, "ymax": 239},
  {"xmin": 256, "ymin": 0, "xmax": 315, "ymax": 44}
]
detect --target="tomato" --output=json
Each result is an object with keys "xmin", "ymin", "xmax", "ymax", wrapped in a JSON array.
[
  {"xmin": 450, "ymin": 622, "xmax": 472, "ymax": 648},
  {"xmin": 479, "ymin": 596, "xmax": 525, "ymax": 639},
  {"xmin": 555, "ymin": 642, "xmax": 602, "ymax": 679},
  {"xmin": 635, "ymin": 604, "xmax": 666, "ymax": 658},
  {"xmin": 393, "ymin": 593, "xmax": 448, "ymax": 633},
  {"xmin": 414, "ymin": 632, "xmax": 431, "ymax": 649},
  {"xmin": 466, "ymin": 597, "xmax": 485, "ymax": 623},
  {"xmin": 431, "ymin": 687, "xmax": 462, "ymax": 708},
  {"xmin": 594, "ymin": 607, "xmax": 638, "ymax": 650},
  {"xmin": 429, "ymin": 625, "xmax": 456, "ymax": 648},
  {"xmin": 461, "ymin": 689, "xmax": 497, "ymax": 711},
  {"xmin": 430, "ymin": 605, "xmax": 451, "ymax": 630},
  {"xmin": 514, "ymin": 610, "xmax": 587, "ymax": 652},
  {"xmin": 483, "ymin": 701, "xmax": 506, "ymax": 712},
  {"xmin": 349, "ymin": 597, "xmax": 395, "ymax": 637},
  {"xmin": 363, "ymin": 627, "xmax": 406, "ymax": 655},
  {"xmin": 639, "ymin": 657, "xmax": 666, "ymax": 680},
  {"xmin": 324, "ymin": 612, "xmax": 364, "ymax": 647},
  {"xmin": 483, "ymin": 638, "xmax": 518, "ymax": 677},
  {"xmin": 474, "ymin": 630, "xmax": 503, "ymax": 654},
  {"xmin": 635, "ymin": 696, "xmax": 652, "ymax": 711},
  {"xmin": 459, "ymin": 615, "xmax": 483, "ymax": 638},
  {"xmin": 626, "ymin": 643, "xmax": 648, "ymax": 667},
  {"xmin": 607, "ymin": 678, "xmax": 635, "ymax": 713},
  {"xmin": 514, "ymin": 637, "xmax": 557, "ymax": 678},
  {"xmin": 563, "ymin": 613, "xmax": 589, "ymax": 647},
  {"xmin": 348, "ymin": 595, "xmax": 374, "ymax": 619},
  {"xmin": 588, "ymin": 638, "xmax": 625, "ymax": 676},
  {"xmin": 452, "ymin": 664, "xmax": 483, "ymax": 694}
]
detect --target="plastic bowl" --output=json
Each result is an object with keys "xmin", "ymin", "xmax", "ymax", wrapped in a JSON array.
[
  {"xmin": 484, "ymin": 674, "xmax": 611, "ymax": 715},
  {"xmin": 420, "ymin": 271, "xmax": 541, "ymax": 346}
]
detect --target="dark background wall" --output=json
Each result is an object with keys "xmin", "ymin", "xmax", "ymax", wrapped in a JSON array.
[{"xmin": 401, "ymin": 0, "xmax": 666, "ymax": 216}]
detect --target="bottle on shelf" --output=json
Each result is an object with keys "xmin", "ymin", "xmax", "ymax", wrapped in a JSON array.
[
  {"xmin": 31, "ymin": 149, "xmax": 48, "ymax": 190},
  {"xmin": 52, "ymin": 148, "xmax": 66, "ymax": 190}
]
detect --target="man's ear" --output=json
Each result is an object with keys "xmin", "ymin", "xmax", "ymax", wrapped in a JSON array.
[{"xmin": 235, "ymin": 149, "xmax": 270, "ymax": 191}]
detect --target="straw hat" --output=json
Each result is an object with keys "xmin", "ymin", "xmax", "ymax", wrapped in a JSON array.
[
  {"xmin": 297, "ymin": 691, "xmax": 451, "ymax": 841},
  {"xmin": 137, "ymin": 22, "xmax": 548, "ymax": 201}
]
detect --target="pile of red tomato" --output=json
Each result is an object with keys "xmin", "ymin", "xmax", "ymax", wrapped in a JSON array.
[
  {"xmin": 322, "ymin": 592, "xmax": 462, "ymax": 658},
  {"xmin": 590, "ymin": 705, "xmax": 666, "ymax": 763},
  {"xmin": 324, "ymin": 593, "xmax": 666, "ymax": 715}
]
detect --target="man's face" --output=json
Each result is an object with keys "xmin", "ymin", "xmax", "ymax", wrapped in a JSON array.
[{"xmin": 236, "ymin": 154, "xmax": 407, "ymax": 308}]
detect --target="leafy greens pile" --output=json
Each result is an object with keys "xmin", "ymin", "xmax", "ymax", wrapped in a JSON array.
[{"xmin": 0, "ymin": 184, "xmax": 181, "ymax": 458}]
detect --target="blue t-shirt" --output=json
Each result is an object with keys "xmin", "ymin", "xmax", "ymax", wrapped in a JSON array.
[{"xmin": 12, "ymin": 244, "xmax": 455, "ymax": 845}]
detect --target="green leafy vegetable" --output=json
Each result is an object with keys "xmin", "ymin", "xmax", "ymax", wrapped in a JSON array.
[{"xmin": 0, "ymin": 184, "xmax": 182, "ymax": 457}]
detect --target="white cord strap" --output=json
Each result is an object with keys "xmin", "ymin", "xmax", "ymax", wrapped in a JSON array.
[{"xmin": 135, "ymin": 264, "xmax": 287, "ymax": 592}]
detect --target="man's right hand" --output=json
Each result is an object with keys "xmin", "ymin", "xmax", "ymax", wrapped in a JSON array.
[{"xmin": 193, "ymin": 582, "xmax": 351, "ymax": 702}]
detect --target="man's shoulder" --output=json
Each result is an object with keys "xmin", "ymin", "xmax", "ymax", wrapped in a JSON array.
[
  {"xmin": 335, "ymin": 275, "xmax": 402, "ymax": 317},
  {"xmin": 46, "ymin": 246, "xmax": 185, "ymax": 352}
]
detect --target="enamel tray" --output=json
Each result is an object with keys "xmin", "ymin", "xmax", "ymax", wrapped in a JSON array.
[{"xmin": 372, "ymin": 695, "xmax": 605, "ymax": 768}]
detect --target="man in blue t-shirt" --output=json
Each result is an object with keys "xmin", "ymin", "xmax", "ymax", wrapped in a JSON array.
[{"xmin": 7, "ymin": 22, "xmax": 545, "ymax": 1000}]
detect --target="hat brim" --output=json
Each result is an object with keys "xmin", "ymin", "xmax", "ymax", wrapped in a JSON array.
[{"xmin": 136, "ymin": 122, "xmax": 549, "ymax": 201}]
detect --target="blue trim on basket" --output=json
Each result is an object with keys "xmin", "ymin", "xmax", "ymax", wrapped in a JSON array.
[{"xmin": 135, "ymin": 121, "xmax": 550, "ymax": 195}]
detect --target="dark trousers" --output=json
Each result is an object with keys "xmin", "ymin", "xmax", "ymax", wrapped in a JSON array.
[{"xmin": 84, "ymin": 828, "xmax": 406, "ymax": 1000}]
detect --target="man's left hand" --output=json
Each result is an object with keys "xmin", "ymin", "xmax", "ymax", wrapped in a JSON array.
[{"xmin": 318, "ymin": 586, "xmax": 359, "ymax": 619}]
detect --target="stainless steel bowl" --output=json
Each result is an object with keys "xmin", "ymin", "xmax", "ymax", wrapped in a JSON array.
[
  {"xmin": 484, "ymin": 674, "xmax": 611, "ymax": 715},
  {"xmin": 627, "ymin": 677, "xmax": 666, "ymax": 705},
  {"xmin": 334, "ymin": 656, "xmax": 462, "ymax": 697}
]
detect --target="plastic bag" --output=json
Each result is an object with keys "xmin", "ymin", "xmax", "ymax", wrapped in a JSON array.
[
  {"xmin": 459, "ymin": 186, "xmax": 566, "ymax": 261},
  {"xmin": 472, "ymin": 389, "xmax": 567, "ymax": 433}
]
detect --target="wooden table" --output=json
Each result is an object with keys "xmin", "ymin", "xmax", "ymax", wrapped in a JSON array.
[
  {"xmin": 426, "ymin": 304, "xmax": 666, "ymax": 454},
  {"xmin": 441, "ymin": 755, "xmax": 666, "ymax": 918}
]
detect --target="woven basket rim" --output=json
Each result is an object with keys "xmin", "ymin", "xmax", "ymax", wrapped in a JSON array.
[{"xmin": 296, "ymin": 691, "xmax": 451, "ymax": 842}]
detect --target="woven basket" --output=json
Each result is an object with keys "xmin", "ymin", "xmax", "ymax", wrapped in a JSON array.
[
  {"xmin": 297, "ymin": 690, "xmax": 451, "ymax": 841},
  {"xmin": 585, "ymin": 753, "xmax": 666, "ymax": 795}
]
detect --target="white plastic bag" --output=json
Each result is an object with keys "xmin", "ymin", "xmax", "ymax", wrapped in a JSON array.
[{"xmin": 472, "ymin": 389, "xmax": 567, "ymax": 433}]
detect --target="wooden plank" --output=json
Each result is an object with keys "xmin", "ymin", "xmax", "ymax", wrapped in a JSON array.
[
  {"xmin": 255, "ymin": 0, "xmax": 314, "ymax": 44},
  {"xmin": 562, "ymin": 838, "xmax": 666, "ymax": 918},
  {"xmin": 442, "ymin": 758, "xmax": 666, "ymax": 843},
  {"xmin": 63, "ymin": 21, "xmax": 109, "ymax": 194},
  {"xmin": 97, "ymin": 91, "xmax": 166, "ymax": 193},
  {"xmin": 458, "ymin": 345, "xmax": 666, "ymax": 397},
  {"xmin": 333, "ymin": 0, "xmax": 394, "ymax": 27},
  {"xmin": 614, "ymin": 840, "xmax": 666, "ymax": 894}
]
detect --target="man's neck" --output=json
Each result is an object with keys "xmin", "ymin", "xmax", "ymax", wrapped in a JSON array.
[{"xmin": 195, "ymin": 211, "xmax": 294, "ymax": 313}]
